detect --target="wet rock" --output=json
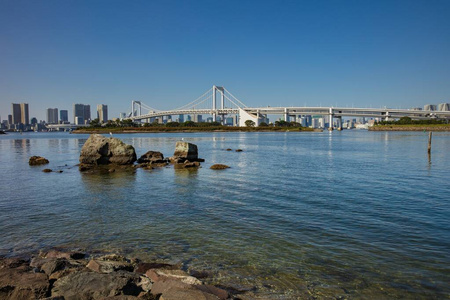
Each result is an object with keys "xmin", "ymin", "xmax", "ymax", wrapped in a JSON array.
[
  {"xmin": 0, "ymin": 265, "xmax": 49, "ymax": 299},
  {"xmin": 78, "ymin": 163, "xmax": 93, "ymax": 172},
  {"xmin": 43, "ymin": 249, "xmax": 85, "ymax": 260},
  {"xmin": 137, "ymin": 151, "xmax": 165, "ymax": 164},
  {"xmin": 0, "ymin": 257, "xmax": 29, "ymax": 269},
  {"xmin": 226, "ymin": 148, "xmax": 232, "ymax": 151},
  {"xmin": 56, "ymin": 170, "xmax": 63, "ymax": 173},
  {"xmin": 86, "ymin": 259, "xmax": 133, "ymax": 274},
  {"xmin": 79, "ymin": 134, "xmax": 137, "ymax": 165},
  {"xmin": 210, "ymin": 164, "xmax": 230, "ymax": 170},
  {"xmin": 196, "ymin": 285, "xmax": 229, "ymax": 300},
  {"xmin": 189, "ymin": 269, "xmax": 212, "ymax": 279},
  {"xmin": 134, "ymin": 262, "xmax": 177, "ymax": 274},
  {"xmin": 29, "ymin": 156, "xmax": 49, "ymax": 166},
  {"xmin": 43, "ymin": 169, "xmax": 53, "ymax": 173},
  {"xmin": 51, "ymin": 271, "xmax": 142, "ymax": 299},
  {"xmin": 145, "ymin": 269, "xmax": 202, "ymax": 285},
  {"xmin": 41, "ymin": 259, "xmax": 68, "ymax": 276},
  {"xmin": 235, "ymin": 149, "xmax": 243, "ymax": 152}
]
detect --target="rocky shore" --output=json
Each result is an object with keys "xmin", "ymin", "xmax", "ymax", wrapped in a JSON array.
[{"xmin": 0, "ymin": 249, "xmax": 233, "ymax": 300}]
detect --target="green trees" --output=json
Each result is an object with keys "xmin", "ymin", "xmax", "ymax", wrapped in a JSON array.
[{"xmin": 245, "ymin": 120, "xmax": 255, "ymax": 127}]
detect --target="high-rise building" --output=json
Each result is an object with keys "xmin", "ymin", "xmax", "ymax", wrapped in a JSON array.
[
  {"xmin": 73, "ymin": 104, "xmax": 91, "ymax": 125},
  {"xmin": 12, "ymin": 103, "xmax": 21, "ymax": 125},
  {"xmin": 438, "ymin": 103, "xmax": 450, "ymax": 111},
  {"xmin": 60, "ymin": 110, "xmax": 68, "ymax": 122},
  {"xmin": 11, "ymin": 103, "xmax": 29, "ymax": 125},
  {"xmin": 8, "ymin": 115, "xmax": 12, "ymax": 125},
  {"xmin": 46, "ymin": 108, "xmax": 58, "ymax": 124},
  {"xmin": 96, "ymin": 104, "xmax": 108, "ymax": 123},
  {"xmin": 84, "ymin": 105, "xmax": 91, "ymax": 123},
  {"xmin": 21, "ymin": 103, "xmax": 29, "ymax": 125}
]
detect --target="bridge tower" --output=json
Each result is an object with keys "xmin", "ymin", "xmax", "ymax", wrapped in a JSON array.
[
  {"xmin": 212, "ymin": 85, "xmax": 225, "ymax": 123},
  {"xmin": 131, "ymin": 101, "xmax": 142, "ymax": 117}
]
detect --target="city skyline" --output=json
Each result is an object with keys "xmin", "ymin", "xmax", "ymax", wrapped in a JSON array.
[{"xmin": 1, "ymin": 1, "xmax": 450, "ymax": 121}]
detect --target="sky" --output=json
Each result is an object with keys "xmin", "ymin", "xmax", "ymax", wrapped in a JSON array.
[{"xmin": 1, "ymin": 0, "xmax": 449, "ymax": 121}]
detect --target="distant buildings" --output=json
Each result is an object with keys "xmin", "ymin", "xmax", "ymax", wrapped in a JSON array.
[
  {"xmin": 11, "ymin": 103, "xmax": 30, "ymax": 129},
  {"xmin": 46, "ymin": 108, "xmax": 58, "ymax": 124},
  {"xmin": 96, "ymin": 104, "xmax": 108, "ymax": 123},
  {"xmin": 73, "ymin": 104, "xmax": 91, "ymax": 125},
  {"xmin": 60, "ymin": 110, "xmax": 68, "ymax": 122}
]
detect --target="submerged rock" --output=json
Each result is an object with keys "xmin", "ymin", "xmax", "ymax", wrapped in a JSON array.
[
  {"xmin": 79, "ymin": 134, "xmax": 137, "ymax": 165},
  {"xmin": 29, "ymin": 156, "xmax": 49, "ymax": 166},
  {"xmin": 42, "ymin": 169, "xmax": 53, "ymax": 173},
  {"xmin": 210, "ymin": 164, "xmax": 230, "ymax": 170}
]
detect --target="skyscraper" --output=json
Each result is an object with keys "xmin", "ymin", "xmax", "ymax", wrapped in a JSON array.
[
  {"xmin": 12, "ymin": 103, "xmax": 21, "ymax": 125},
  {"xmin": 46, "ymin": 108, "xmax": 58, "ymax": 124},
  {"xmin": 11, "ymin": 103, "xmax": 29, "ymax": 125},
  {"xmin": 73, "ymin": 104, "xmax": 91, "ymax": 125},
  {"xmin": 60, "ymin": 110, "xmax": 68, "ymax": 122},
  {"xmin": 97, "ymin": 104, "xmax": 108, "ymax": 123},
  {"xmin": 20, "ymin": 103, "xmax": 29, "ymax": 125}
]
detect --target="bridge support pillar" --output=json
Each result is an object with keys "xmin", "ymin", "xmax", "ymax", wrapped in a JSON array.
[{"xmin": 284, "ymin": 108, "xmax": 289, "ymax": 122}]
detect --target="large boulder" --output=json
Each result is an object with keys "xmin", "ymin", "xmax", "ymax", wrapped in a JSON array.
[
  {"xmin": 79, "ymin": 134, "xmax": 137, "ymax": 165},
  {"xmin": 170, "ymin": 141, "xmax": 205, "ymax": 163},
  {"xmin": 0, "ymin": 263, "xmax": 49, "ymax": 299}
]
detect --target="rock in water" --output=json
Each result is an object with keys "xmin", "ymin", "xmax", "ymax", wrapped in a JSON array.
[
  {"xmin": 172, "ymin": 141, "xmax": 198, "ymax": 161},
  {"xmin": 29, "ymin": 156, "xmax": 49, "ymax": 166},
  {"xmin": 79, "ymin": 134, "xmax": 137, "ymax": 165},
  {"xmin": 137, "ymin": 151, "xmax": 165, "ymax": 164},
  {"xmin": 210, "ymin": 164, "xmax": 230, "ymax": 170}
]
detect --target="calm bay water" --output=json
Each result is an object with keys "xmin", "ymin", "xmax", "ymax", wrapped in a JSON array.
[{"xmin": 0, "ymin": 131, "xmax": 449, "ymax": 299}]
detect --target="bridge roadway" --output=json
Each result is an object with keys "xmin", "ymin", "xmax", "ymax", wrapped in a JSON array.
[{"xmin": 130, "ymin": 106, "xmax": 450, "ymax": 122}]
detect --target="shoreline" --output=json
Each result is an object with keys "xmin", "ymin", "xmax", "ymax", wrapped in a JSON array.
[
  {"xmin": 72, "ymin": 127, "xmax": 318, "ymax": 134},
  {"xmin": 0, "ymin": 248, "xmax": 234, "ymax": 300},
  {"xmin": 369, "ymin": 124, "xmax": 450, "ymax": 131}
]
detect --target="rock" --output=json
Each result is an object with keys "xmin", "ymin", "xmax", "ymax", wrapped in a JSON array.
[
  {"xmin": 145, "ymin": 269, "xmax": 202, "ymax": 285},
  {"xmin": 29, "ymin": 156, "xmax": 49, "ymax": 166},
  {"xmin": 56, "ymin": 170, "xmax": 63, "ymax": 173},
  {"xmin": 41, "ymin": 259, "xmax": 68, "ymax": 276},
  {"xmin": 134, "ymin": 262, "xmax": 177, "ymax": 274},
  {"xmin": 235, "ymin": 149, "xmax": 243, "ymax": 152},
  {"xmin": 210, "ymin": 164, "xmax": 230, "ymax": 170},
  {"xmin": 51, "ymin": 271, "xmax": 142, "ymax": 299},
  {"xmin": 150, "ymin": 279, "xmax": 219, "ymax": 300},
  {"xmin": 137, "ymin": 151, "xmax": 165, "ymax": 164},
  {"xmin": 226, "ymin": 148, "xmax": 232, "ymax": 151},
  {"xmin": 78, "ymin": 163, "xmax": 93, "ymax": 172},
  {"xmin": 196, "ymin": 285, "xmax": 229, "ymax": 300},
  {"xmin": 0, "ymin": 264, "xmax": 49, "ymax": 299},
  {"xmin": 43, "ymin": 249, "xmax": 85, "ymax": 260},
  {"xmin": 86, "ymin": 259, "xmax": 133, "ymax": 274},
  {"xmin": 43, "ymin": 169, "xmax": 53, "ymax": 173},
  {"xmin": 0, "ymin": 257, "xmax": 29, "ymax": 269},
  {"xmin": 79, "ymin": 134, "xmax": 137, "ymax": 165},
  {"xmin": 171, "ymin": 142, "xmax": 199, "ymax": 162}
]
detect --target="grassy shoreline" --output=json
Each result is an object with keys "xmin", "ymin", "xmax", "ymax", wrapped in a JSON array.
[
  {"xmin": 369, "ymin": 124, "xmax": 450, "ymax": 131},
  {"xmin": 73, "ymin": 126, "xmax": 317, "ymax": 134}
]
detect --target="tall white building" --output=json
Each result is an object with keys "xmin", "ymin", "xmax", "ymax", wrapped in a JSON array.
[{"xmin": 97, "ymin": 104, "xmax": 108, "ymax": 123}]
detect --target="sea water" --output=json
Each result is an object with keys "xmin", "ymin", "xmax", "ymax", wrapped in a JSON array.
[{"xmin": 0, "ymin": 131, "xmax": 449, "ymax": 298}]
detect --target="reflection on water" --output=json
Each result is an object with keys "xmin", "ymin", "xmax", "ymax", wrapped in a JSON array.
[{"xmin": 0, "ymin": 131, "xmax": 449, "ymax": 298}]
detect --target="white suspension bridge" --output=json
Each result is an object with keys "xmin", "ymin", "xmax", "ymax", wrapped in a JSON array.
[{"xmin": 127, "ymin": 85, "xmax": 450, "ymax": 128}]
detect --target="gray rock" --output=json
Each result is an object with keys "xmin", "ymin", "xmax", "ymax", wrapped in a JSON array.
[
  {"xmin": 51, "ymin": 271, "xmax": 142, "ymax": 299},
  {"xmin": 79, "ymin": 134, "xmax": 137, "ymax": 165},
  {"xmin": 172, "ymin": 142, "xmax": 198, "ymax": 162}
]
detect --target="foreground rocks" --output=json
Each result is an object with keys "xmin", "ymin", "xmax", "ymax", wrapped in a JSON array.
[
  {"xmin": 79, "ymin": 134, "xmax": 137, "ymax": 166},
  {"xmin": 0, "ymin": 250, "xmax": 231, "ymax": 300},
  {"xmin": 29, "ymin": 156, "xmax": 49, "ymax": 166}
]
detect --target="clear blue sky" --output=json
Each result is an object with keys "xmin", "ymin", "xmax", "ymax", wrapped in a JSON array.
[{"xmin": 1, "ymin": 0, "xmax": 449, "ymax": 121}]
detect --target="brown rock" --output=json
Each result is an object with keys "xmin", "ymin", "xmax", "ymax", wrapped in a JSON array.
[
  {"xmin": 51, "ymin": 271, "xmax": 142, "ymax": 299},
  {"xmin": 134, "ymin": 262, "xmax": 176, "ymax": 274},
  {"xmin": 196, "ymin": 285, "xmax": 229, "ymax": 300},
  {"xmin": 235, "ymin": 149, "xmax": 243, "ymax": 152},
  {"xmin": 44, "ymin": 249, "xmax": 85, "ymax": 260},
  {"xmin": 41, "ymin": 258, "xmax": 68, "ymax": 276},
  {"xmin": 0, "ymin": 266, "xmax": 49, "ymax": 299},
  {"xmin": 29, "ymin": 156, "xmax": 49, "ymax": 166},
  {"xmin": 137, "ymin": 151, "xmax": 165, "ymax": 164},
  {"xmin": 210, "ymin": 164, "xmax": 230, "ymax": 170},
  {"xmin": 79, "ymin": 134, "xmax": 137, "ymax": 165},
  {"xmin": 43, "ymin": 169, "xmax": 53, "ymax": 173},
  {"xmin": 151, "ymin": 280, "xmax": 219, "ymax": 300},
  {"xmin": 86, "ymin": 259, "xmax": 133, "ymax": 274},
  {"xmin": 226, "ymin": 149, "xmax": 232, "ymax": 151}
]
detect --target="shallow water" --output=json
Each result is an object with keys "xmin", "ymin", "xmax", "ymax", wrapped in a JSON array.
[{"xmin": 0, "ymin": 131, "xmax": 449, "ymax": 298}]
